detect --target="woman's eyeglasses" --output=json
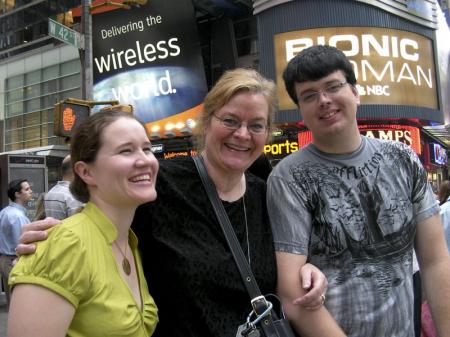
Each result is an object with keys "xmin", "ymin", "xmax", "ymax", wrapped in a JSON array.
[{"xmin": 213, "ymin": 114, "xmax": 268, "ymax": 135}]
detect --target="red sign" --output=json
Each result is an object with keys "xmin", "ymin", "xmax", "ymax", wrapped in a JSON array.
[{"xmin": 297, "ymin": 124, "xmax": 421, "ymax": 154}]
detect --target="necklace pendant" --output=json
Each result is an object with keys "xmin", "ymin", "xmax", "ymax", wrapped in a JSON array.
[{"xmin": 122, "ymin": 258, "xmax": 131, "ymax": 275}]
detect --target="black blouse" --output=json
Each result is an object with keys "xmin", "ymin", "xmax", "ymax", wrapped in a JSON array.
[{"xmin": 132, "ymin": 156, "xmax": 277, "ymax": 337}]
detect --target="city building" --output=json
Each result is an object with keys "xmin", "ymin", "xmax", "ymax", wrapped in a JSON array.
[{"xmin": 256, "ymin": 0, "xmax": 450, "ymax": 187}]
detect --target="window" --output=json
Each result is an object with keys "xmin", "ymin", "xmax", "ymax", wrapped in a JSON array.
[
  {"xmin": 59, "ymin": 88, "xmax": 80, "ymax": 101},
  {"xmin": 25, "ymin": 139, "xmax": 41, "ymax": 148},
  {"xmin": 61, "ymin": 59, "xmax": 80, "ymax": 76},
  {"xmin": 25, "ymin": 98, "xmax": 41, "ymax": 113},
  {"xmin": 5, "ymin": 129, "xmax": 23, "ymax": 144},
  {"xmin": 3, "ymin": 58, "xmax": 82, "ymax": 151},
  {"xmin": 7, "ymin": 88, "xmax": 24, "ymax": 103},
  {"xmin": 6, "ymin": 74, "xmax": 24, "ymax": 91},
  {"xmin": 41, "ymin": 94, "xmax": 57, "ymax": 108},
  {"xmin": 42, "ymin": 80, "xmax": 58, "ymax": 95},
  {"xmin": 24, "ymin": 126, "xmax": 41, "ymax": 142},
  {"xmin": 7, "ymin": 102, "xmax": 23, "ymax": 117},
  {"xmin": 43, "ymin": 65, "xmax": 59, "ymax": 81},
  {"xmin": 6, "ymin": 116, "xmax": 23, "ymax": 129},
  {"xmin": 60, "ymin": 73, "xmax": 80, "ymax": 90},
  {"xmin": 24, "ymin": 111, "xmax": 41, "ymax": 127},
  {"xmin": 24, "ymin": 83, "xmax": 40, "ymax": 99},
  {"xmin": 25, "ymin": 70, "xmax": 41, "ymax": 85}
]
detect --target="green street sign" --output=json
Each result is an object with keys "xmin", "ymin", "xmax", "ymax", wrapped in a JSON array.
[{"xmin": 48, "ymin": 18, "xmax": 84, "ymax": 49}]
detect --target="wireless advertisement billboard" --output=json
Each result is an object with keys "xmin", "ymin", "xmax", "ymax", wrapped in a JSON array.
[{"xmin": 92, "ymin": 0, "xmax": 207, "ymax": 135}]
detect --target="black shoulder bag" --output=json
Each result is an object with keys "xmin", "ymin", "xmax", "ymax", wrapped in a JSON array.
[{"xmin": 193, "ymin": 156, "xmax": 297, "ymax": 337}]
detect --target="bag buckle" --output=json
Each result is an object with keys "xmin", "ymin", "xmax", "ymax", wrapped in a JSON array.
[
  {"xmin": 240, "ymin": 301, "xmax": 273, "ymax": 337},
  {"xmin": 251, "ymin": 295, "xmax": 269, "ymax": 316}
]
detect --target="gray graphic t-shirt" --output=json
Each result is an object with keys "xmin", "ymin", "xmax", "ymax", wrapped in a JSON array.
[{"xmin": 267, "ymin": 136, "xmax": 439, "ymax": 337}]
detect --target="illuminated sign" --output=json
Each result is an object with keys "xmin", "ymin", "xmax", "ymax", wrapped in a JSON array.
[
  {"xmin": 297, "ymin": 124, "xmax": 421, "ymax": 154},
  {"xmin": 92, "ymin": 0, "xmax": 207, "ymax": 137},
  {"xmin": 274, "ymin": 27, "xmax": 437, "ymax": 110},
  {"xmin": 430, "ymin": 143, "xmax": 448, "ymax": 165},
  {"xmin": 163, "ymin": 149, "xmax": 197, "ymax": 159},
  {"xmin": 264, "ymin": 140, "xmax": 299, "ymax": 156}
]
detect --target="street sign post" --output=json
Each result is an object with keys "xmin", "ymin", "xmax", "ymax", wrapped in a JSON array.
[{"xmin": 48, "ymin": 18, "xmax": 84, "ymax": 49}]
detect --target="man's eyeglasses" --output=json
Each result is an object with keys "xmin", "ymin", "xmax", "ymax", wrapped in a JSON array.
[
  {"xmin": 213, "ymin": 114, "xmax": 268, "ymax": 134},
  {"xmin": 299, "ymin": 82, "xmax": 349, "ymax": 103}
]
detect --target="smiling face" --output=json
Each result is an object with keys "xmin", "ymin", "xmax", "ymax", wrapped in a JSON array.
[
  {"xmin": 78, "ymin": 117, "xmax": 159, "ymax": 208},
  {"xmin": 295, "ymin": 70, "xmax": 360, "ymax": 147},
  {"xmin": 203, "ymin": 91, "xmax": 269, "ymax": 174}
]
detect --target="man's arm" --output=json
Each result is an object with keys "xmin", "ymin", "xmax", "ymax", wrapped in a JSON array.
[
  {"xmin": 415, "ymin": 213, "xmax": 450, "ymax": 337},
  {"xmin": 276, "ymin": 252, "xmax": 346, "ymax": 337},
  {"xmin": 9, "ymin": 214, "xmax": 25, "ymax": 248}
]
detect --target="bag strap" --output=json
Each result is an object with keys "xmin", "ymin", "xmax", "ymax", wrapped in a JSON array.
[{"xmin": 193, "ymin": 156, "xmax": 269, "ymax": 312}]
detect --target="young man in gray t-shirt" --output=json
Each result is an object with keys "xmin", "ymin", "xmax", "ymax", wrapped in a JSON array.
[{"xmin": 267, "ymin": 45, "xmax": 450, "ymax": 337}]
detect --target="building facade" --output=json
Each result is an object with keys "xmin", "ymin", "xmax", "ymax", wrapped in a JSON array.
[{"xmin": 256, "ymin": 0, "xmax": 450, "ymax": 185}]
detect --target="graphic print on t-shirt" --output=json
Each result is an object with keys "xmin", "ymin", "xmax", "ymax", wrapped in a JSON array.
[{"xmin": 269, "ymin": 137, "xmax": 438, "ymax": 336}]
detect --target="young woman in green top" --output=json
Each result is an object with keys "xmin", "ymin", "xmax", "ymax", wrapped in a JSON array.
[{"xmin": 8, "ymin": 109, "xmax": 159, "ymax": 337}]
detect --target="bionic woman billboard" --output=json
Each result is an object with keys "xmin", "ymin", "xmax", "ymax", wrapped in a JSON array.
[{"xmin": 92, "ymin": 0, "xmax": 207, "ymax": 132}]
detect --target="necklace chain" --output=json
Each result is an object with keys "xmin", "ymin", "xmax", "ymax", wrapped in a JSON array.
[
  {"xmin": 113, "ymin": 240, "xmax": 131, "ymax": 275},
  {"xmin": 242, "ymin": 194, "xmax": 251, "ymax": 266}
]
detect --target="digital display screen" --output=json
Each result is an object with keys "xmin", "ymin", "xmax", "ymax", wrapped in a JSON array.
[{"xmin": 430, "ymin": 143, "xmax": 447, "ymax": 165}]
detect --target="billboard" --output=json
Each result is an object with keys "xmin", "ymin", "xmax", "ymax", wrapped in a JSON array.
[
  {"xmin": 92, "ymin": 0, "xmax": 208, "ymax": 135},
  {"xmin": 274, "ymin": 27, "xmax": 438, "ymax": 111}
]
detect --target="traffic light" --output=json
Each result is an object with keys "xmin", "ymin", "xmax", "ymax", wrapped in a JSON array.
[{"xmin": 53, "ymin": 99, "xmax": 91, "ymax": 138}]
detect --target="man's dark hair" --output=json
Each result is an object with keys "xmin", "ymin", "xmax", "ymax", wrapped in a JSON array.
[
  {"xmin": 283, "ymin": 45, "xmax": 357, "ymax": 104},
  {"xmin": 7, "ymin": 179, "xmax": 27, "ymax": 202},
  {"xmin": 61, "ymin": 157, "xmax": 72, "ymax": 177}
]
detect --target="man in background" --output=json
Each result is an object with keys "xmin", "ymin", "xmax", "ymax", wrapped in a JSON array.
[
  {"xmin": 44, "ymin": 155, "xmax": 83, "ymax": 220},
  {"xmin": 0, "ymin": 178, "xmax": 32, "ymax": 307}
]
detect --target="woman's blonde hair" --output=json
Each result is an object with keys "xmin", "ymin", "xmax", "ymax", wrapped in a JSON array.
[
  {"xmin": 33, "ymin": 192, "xmax": 47, "ymax": 221},
  {"xmin": 195, "ymin": 68, "xmax": 276, "ymax": 150}
]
